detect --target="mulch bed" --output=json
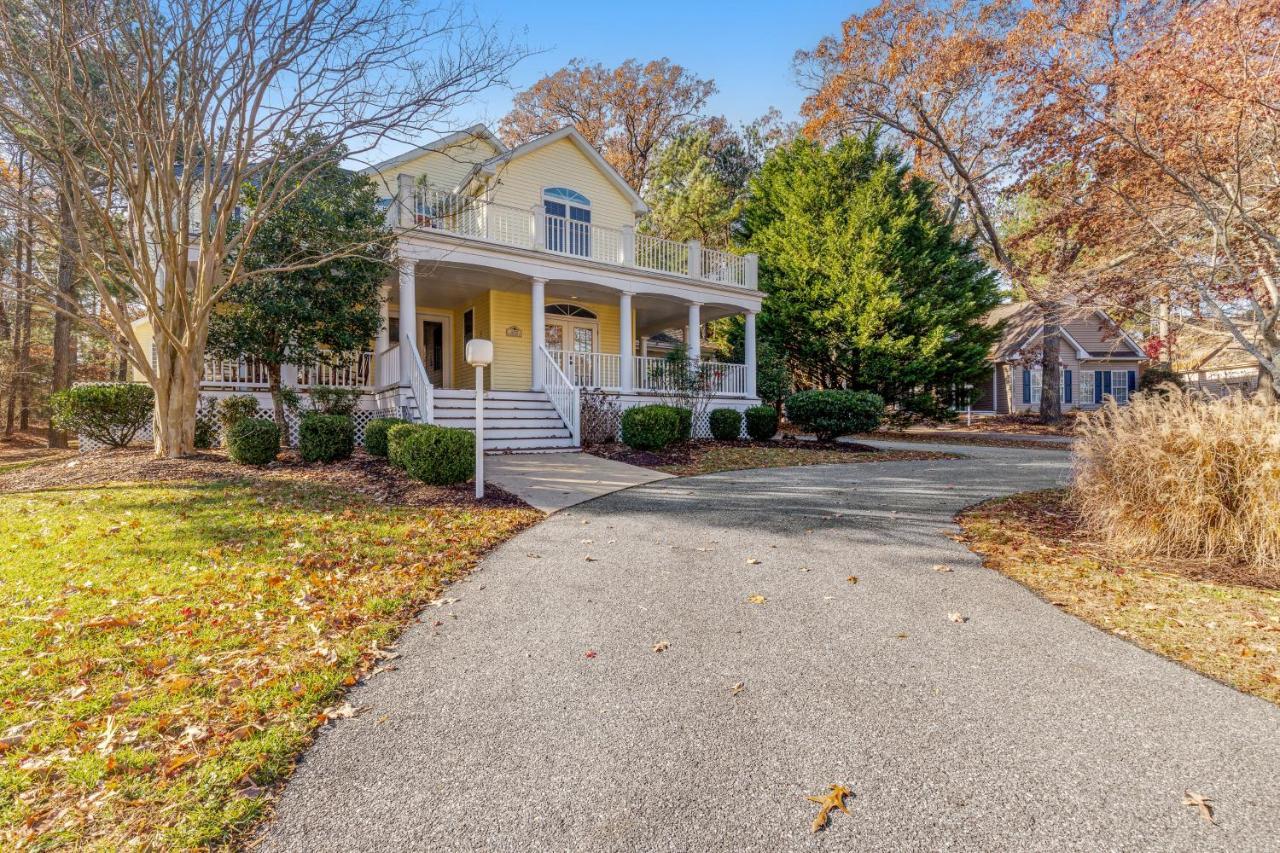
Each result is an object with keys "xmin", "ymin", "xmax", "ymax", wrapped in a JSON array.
[
  {"xmin": 0, "ymin": 447, "xmax": 529, "ymax": 510},
  {"xmin": 588, "ymin": 437, "xmax": 880, "ymax": 469}
]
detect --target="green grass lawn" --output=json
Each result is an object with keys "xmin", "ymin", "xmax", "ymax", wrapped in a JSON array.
[{"xmin": 0, "ymin": 477, "xmax": 538, "ymax": 849}]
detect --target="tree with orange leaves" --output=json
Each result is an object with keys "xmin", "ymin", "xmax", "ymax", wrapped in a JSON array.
[
  {"xmin": 1007, "ymin": 0, "xmax": 1280, "ymax": 402},
  {"xmin": 499, "ymin": 58, "xmax": 717, "ymax": 192}
]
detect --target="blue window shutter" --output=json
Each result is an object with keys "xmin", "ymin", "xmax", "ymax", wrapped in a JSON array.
[
  {"xmin": 1094, "ymin": 370, "xmax": 1104, "ymax": 403},
  {"xmin": 1022, "ymin": 369, "xmax": 1031, "ymax": 404},
  {"xmin": 1127, "ymin": 371, "xmax": 1137, "ymax": 393},
  {"xmin": 1102, "ymin": 371, "xmax": 1113, "ymax": 396},
  {"xmin": 1064, "ymin": 370, "xmax": 1073, "ymax": 404}
]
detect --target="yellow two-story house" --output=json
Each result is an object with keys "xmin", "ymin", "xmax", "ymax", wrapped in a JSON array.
[{"xmin": 147, "ymin": 124, "xmax": 763, "ymax": 452}]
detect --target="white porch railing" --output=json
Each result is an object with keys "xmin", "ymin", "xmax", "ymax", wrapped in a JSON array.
[
  {"xmin": 201, "ymin": 356, "xmax": 270, "ymax": 388},
  {"xmin": 401, "ymin": 182, "xmax": 756, "ymax": 289},
  {"xmin": 298, "ymin": 352, "xmax": 373, "ymax": 388},
  {"xmin": 537, "ymin": 345, "xmax": 580, "ymax": 445},
  {"xmin": 405, "ymin": 344, "xmax": 435, "ymax": 424},
  {"xmin": 375, "ymin": 345, "xmax": 401, "ymax": 390},
  {"xmin": 634, "ymin": 356, "xmax": 749, "ymax": 396},
  {"xmin": 547, "ymin": 349, "xmax": 623, "ymax": 389}
]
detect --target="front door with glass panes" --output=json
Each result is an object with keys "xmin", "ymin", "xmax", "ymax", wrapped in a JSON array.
[{"xmin": 544, "ymin": 303, "xmax": 597, "ymax": 385}]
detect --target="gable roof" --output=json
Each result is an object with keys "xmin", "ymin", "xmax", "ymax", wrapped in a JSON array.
[
  {"xmin": 359, "ymin": 124, "xmax": 504, "ymax": 176},
  {"xmin": 467, "ymin": 126, "xmax": 649, "ymax": 216},
  {"xmin": 985, "ymin": 302, "xmax": 1146, "ymax": 361}
]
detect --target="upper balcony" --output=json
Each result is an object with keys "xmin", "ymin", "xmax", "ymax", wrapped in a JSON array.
[{"xmin": 390, "ymin": 176, "xmax": 758, "ymax": 290}]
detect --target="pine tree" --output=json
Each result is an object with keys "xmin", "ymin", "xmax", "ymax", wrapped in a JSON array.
[{"xmin": 741, "ymin": 131, "xmax": 1000, "ymax": 410}]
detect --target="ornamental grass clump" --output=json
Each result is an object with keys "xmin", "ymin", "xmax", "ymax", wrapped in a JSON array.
[{"xmin": 1072, "ymin": 389, "xmax": 1280, "ymax": 572}]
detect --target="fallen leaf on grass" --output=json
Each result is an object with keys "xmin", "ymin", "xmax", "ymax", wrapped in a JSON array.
[
  {"xmin": 947, "ymin": 612, "xmax": 968, "ymax": 623},
  {"xmin": 652, "ymin": 641, "xmax": 669, "ymax": 653},
  {"xmin": 806, "ymin": 783, "xmax": 853, "ymax": 833},
  {"xmin": 933, "ymin": 564, "xmax": 953, "ymax": 573},
  {"xmin": 1182, "ymin": 790, "xmax": 1215, "ymax": 824},
  {"xmin": 747, "ymin": 594, "xmax": 767, "ymax": 605}
]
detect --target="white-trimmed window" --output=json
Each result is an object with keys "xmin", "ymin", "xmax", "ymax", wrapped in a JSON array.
[
  {"xmin": 1112, "ymin": 370, "xmax": 1130, "ymax": 403},
  {"xmin": 1080, "ymin": 371, "xmax": 1094, "ymax": 404}
]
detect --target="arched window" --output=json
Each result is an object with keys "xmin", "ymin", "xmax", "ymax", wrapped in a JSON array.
[
  {"xmin": 543, "ymin": 188, "xmax": 591, "ymax": 257},
  {"xmin": 545, "ymin": 303, "xmax": 597, "ymax": 319}
]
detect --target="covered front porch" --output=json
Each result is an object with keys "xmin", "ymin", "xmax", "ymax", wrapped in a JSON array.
[{"xmin": 374, "ymin": 258, "xmax": 760, "ymax": 399}]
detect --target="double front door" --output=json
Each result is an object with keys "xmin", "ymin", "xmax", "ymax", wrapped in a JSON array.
[{"xmin": 545, "ymin": 320, "xmax": 598, "ymax": 385}]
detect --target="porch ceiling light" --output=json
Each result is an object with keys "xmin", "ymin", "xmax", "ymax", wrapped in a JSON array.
[{"xmin": 465, "ymin": 338, "xmax": 493, "ymax": 367}]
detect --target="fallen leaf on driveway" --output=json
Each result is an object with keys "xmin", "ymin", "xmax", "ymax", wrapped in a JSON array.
[
  {"xmin": 806, "ymin": 783, "xmax": 853, "ymax": 832},
  {"xmin": 747, "ymin": 594, "xmax": 767, "ymax": 605},
  {"xmin": 1182, "ymin": 790, "xmax": 1215, "ymax": 824},
  {"xmin": 584, "ymin": 555, "xmax": 597, "ymax": 562},
  {"xmin": 652, "ymin": 641, "xmax": 669, "ymax": 653},
  {"xmin": 846, "ymin": 576, "xmax": 858, "ymax": 584},
  {"xmin": 730, "ymin": 682, "xmax": 745, "ymax": 696},
  {"xmin": 933, "ymin": 564, "xmax": 953, "ymax": 573},
  {"xmin": 584, "ymin": 650, "xmax": 597, "ymax": 659},
  {"xmin": 746, "ymin": 558, "xmax": 762, "ymax": 565},
  {"xmin": 318, "ymin": 702, "xmax": 367, "ymax": 725},
  {"xmin": 947, "ymin": 612, "xmax": 968, "ymax": 623}
]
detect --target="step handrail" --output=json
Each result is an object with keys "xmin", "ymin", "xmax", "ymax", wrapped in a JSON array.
[
  {"xmin": 405, "ymin": 343, "xmax": 435, "ymax": 424},
  {"xmin": 536, "ymin": 344, "xmax": 580, "ymax": 445}
]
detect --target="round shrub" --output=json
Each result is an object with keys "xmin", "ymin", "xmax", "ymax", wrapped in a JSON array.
[
  {"xmin": 620, "ymin": 405, "xmax": 682, "ymax": 451},
  {"xmin": 218, "ymin": 394, "xmax": 261, "ymax": 435},
  {"xmin": 49, "ymin": 383, "xmax": 154, "ymax": 447},
  {"xmin": 785, "ymin": 389, "xmax": 885, "ymax": 441},
  {"xmin": 744, "ymin": 405, "xmax": 778, "ymax": 441},
  {"xmin": 709, "ymin": 408, "xmax": 743, "ymax": 441},
  {"xmin": 399, "ymin": 425, "xmax": 475, "ymax": 485},
  {"xmin": 227, "ymin": 417, "xmax": 280, "ymax": 466},
  {"xmin": 299, "ymin": 413, "xmax": 355, "ymax": 463},
  {"xmin": 386, "ymin": 423, "xmax": 421, "ymax": 468},
  {"xmin": 194, "ymin": 416, "xmax": 216, "ymax": 450},
  {"xmin": 363, "ymin": 417, "xmax": 405, "ymax": 458}
]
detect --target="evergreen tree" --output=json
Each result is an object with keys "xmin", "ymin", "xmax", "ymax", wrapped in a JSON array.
[
  {"xmin": 741, "ymin": 131, "xmax": 1000, "ymax": 409},
  {"xmin": 208, "ymin": 136, "xmax": 389, "ymax": 434}
]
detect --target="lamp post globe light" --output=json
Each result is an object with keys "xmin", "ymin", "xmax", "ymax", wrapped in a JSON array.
[{"xmin": 464, "ymin": 339, "xmax": 494, "ymax": 499}]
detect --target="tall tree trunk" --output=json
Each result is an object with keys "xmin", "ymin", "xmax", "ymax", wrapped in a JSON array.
[
  {"xmin": 1039, "ymin": 301, "xmax": 1063, "ymax": 424},
  {"xmin": 267, "ymin": 364, "xmax": 289, "ymax": 445},
  {"xmin": 48, "ymin": 187, "xmax": 77, "ymax": 448},
  {"xmin": 152, "ymin": 336, "xmax": 202, "ymax": 457}
]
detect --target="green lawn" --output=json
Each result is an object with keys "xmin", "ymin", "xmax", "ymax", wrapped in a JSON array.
[{"xmin": 0, "ymin": 478, "xmax": 538, "ymax": 849}]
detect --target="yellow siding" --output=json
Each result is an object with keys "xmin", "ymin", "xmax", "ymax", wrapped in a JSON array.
[
  {"xmin": 130, "ymin": 319, "xmax": 153, "ymax": 381},
  {"xmin": 450, "ymin": 295, "xmax": 491, "ymax": 390},
  {"xmin": 486, "ymin": 138, "xmax": 635, "ymax": 233},
  {"xmin": 368, "ymin": 135, "xmax": 498, "ymax": 199},
  {"xmin": 483, "ymin": 291, "xmax": 623, "ymax": 391}
]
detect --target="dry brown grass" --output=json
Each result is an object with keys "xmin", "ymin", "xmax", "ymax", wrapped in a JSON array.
[{"xmin": 1073, "ymin": 389, "xmax": 1280, "ymax": 573}]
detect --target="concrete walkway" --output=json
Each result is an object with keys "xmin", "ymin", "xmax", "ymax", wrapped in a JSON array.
[
  {"xmin": 485, "ymin": 451, "xmax": 671, "ymax": 513},
  {"xmin": 262, "ymin": 442, "xmax": 1280, "ymax": 851}
]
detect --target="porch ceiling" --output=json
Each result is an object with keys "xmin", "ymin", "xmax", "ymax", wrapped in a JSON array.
[{"xmin": 394, "ymin": 260, "xmax": 748, "ymax": 334}]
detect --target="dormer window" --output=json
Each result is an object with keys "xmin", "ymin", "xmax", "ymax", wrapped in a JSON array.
[{"xmin": 543, "ymin": 187, "xmax": 591, "ymax": 257}]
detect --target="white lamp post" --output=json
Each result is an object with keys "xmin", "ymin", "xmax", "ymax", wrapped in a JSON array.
[{"xmin": 465, "ymin": 339, "xmax": 494, "ymax": 499}]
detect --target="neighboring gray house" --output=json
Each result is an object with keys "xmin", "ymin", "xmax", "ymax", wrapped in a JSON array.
[{"xmin": 970, "ymin": 303, "xmax": 1147, "ymax": 414}]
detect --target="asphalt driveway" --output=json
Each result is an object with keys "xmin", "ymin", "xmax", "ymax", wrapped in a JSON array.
[{"xmin": 260, "ymin": 442, "xmax": 1280, "ymax": 851}]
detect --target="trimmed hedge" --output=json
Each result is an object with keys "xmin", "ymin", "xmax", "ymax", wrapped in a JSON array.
[
  {"xmin": 363, "ymin": 417, "xmax": 405, "ymax": 458},
  {"xmin": 386, "ymin": 423, "xmax": 420, "ymax": 468},
  {"xmin": 709, "ymin": 408, "xmax": 743, "ymax": 441},
  {"xmin": 399, "ymin": 425, "xmax": 475, "ymax": 485},
  {"xmin": 620, "ymin": 404, "xmax": 682, "ymax": 451},
  {"xmin": 299, "ymin": 413, "xmax": 355, "ymax": 463},
  {"xmin": 744, "ymin": 405, "xmax": 778, "ymax": 441},
  {"xmin": 785, "ymin": 390, "xmax": 885, "ymax": 441},
  {"xmin": 227, "ymin": 417, "xmax": 280, "ymax": 466},
  {"xmin": 49, "ymin": 383, "xmax": 154, "ymax": 447},
  {"xmin": 218, "ymin": 395, "xmax": 261, "ymax": 436}
]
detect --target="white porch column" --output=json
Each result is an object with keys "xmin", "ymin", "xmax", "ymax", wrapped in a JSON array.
[
  {"xmin": 619, "ymin": 291, "xmax": 634, "ymax": 392},
  {"xmin": 398, "ymin": 259, "xmax": 416, "ymax": 383},
  {"xmin": 687, "ymin": 302, "xmax": 701, "ymax": 363},
  {"xmin": 530, "ymin": 277, "xmax": 546, "ymax": 389},
  {"xmin": 744, "ymin": 310, "xmax": 757, "ymax": 398}
]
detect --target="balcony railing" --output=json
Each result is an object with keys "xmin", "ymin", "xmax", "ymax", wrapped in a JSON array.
[
  {"xmin": 396, "ymin": 180, "xmax": 758, "ymax": 289},
  {"xmin": 200, "ymin": 352, "xmax": 374, "ymax": 390}
]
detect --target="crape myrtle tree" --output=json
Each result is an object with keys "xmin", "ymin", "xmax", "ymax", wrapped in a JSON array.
[
  {"xmin": 207, "ymin": 136, "xmax": 389, "ymax": 435},
  {"xmin": 741, "ymin": 131, "xmax": 1000, "ymax": 407},
  {"xmin": 0, "ymin": 0, "xmax": 524, "ymax": 456}
]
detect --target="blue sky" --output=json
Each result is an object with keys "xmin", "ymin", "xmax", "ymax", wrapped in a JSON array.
[{"xmin": 385, "ymin": 1, "xmax": 869, "ymax": 157}]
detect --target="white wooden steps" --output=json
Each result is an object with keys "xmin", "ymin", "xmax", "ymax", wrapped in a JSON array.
[{"xmin": 431, "ymin": 389, "xmax": 578, "ymax": 454}]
